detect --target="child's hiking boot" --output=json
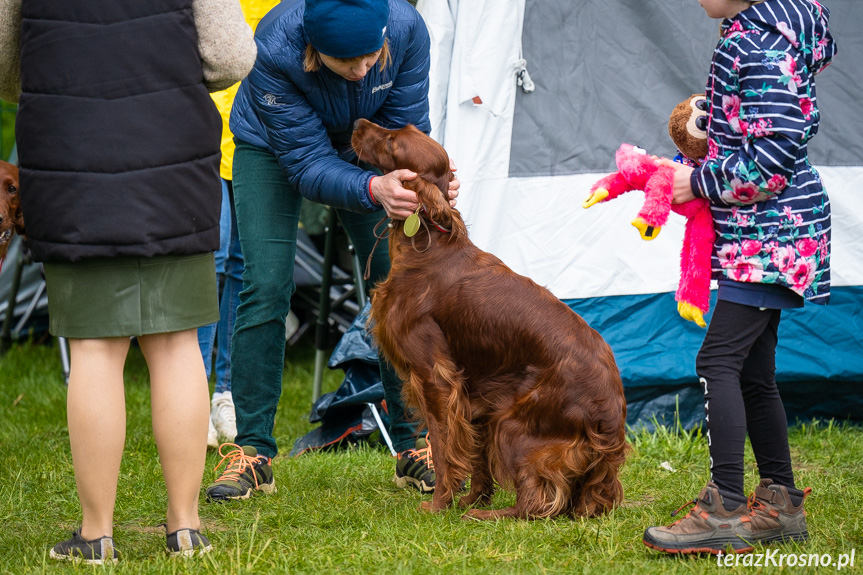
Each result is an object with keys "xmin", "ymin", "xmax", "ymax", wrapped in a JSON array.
[
  {"xmin": 741, "ymin": 478, "xmax": 810, "ymax": 544},
  {"xmin": 49, "ymin": 530, "xmax": 120, "ymax": 565},
  {"xmin": 166, "ymin": 528, "xmax": 213, "ymax": 557},
  {"xmin": 643, "ymin": 482, "xmax": 753, "ymax": 555},
  {"xmin": 205, "ymin": 444, "xmax": 276, "ymax": 502},
  {"xmin": 394, "ymin": 437, "xmax": 435, "ymax": 493}
]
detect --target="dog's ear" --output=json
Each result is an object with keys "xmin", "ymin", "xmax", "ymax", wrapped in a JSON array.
[
  {"xmin": 406, "ymin": 176, "xmax": 466, "ymax": 239},
  {"xmin": 6, "ymin": 173, "xmax": 25, "ymax": 238},
  {"xmin": 12, "ymin": 198, "xmax": 25, "ymax": 238}
]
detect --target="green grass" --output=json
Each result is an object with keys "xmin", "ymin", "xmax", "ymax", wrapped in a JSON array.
[{"xmin": 0, "ymin": 338, "xmax": 861, "ymax": 574}]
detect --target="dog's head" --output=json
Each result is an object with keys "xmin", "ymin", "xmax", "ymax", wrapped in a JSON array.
[
  {"xmin": 351, "ymin": 119, "xmax": 466, "ymax": 240},
  {"xmin": 0, "ymin": 160, "xmax": 24, "ymax": 259}
]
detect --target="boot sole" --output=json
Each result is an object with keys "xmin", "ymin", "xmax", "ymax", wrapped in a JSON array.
[
  {"xmin": 168, "ymin": 544, "xmax": 214, "ymax": 557},
  {"xmin": 49, "ymin": 549, "xmax": 119, "ymax": 565},
  {"xmin": 750, "ymin": 530, "xmax": 809, "ymax": 545},
  {"xmin": 206, "ymin": 480, "xmax": 276, "ymax": 502},
  {"xmin": 393, "ymin": 474, "xmax": 434, "ymax": 494},
  {"xmin": 643, "ymin": 533, "xmax": 754, "ymax": 555}
]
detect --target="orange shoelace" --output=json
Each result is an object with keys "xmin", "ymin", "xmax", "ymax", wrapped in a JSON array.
[
  {"xmin": 746, "ymin": 492, "xmax": 778, "ymax": 517},
  {"xmin": 401, "ymin": 440, "xmax": 434, "ymax": 471},
  {"xmin": 213, "ymin": 443, "xmax": 262, "ymax": 488},
  {"xmin": 667, "ymin": 498, "xmax": 699, "ymax": 526}
]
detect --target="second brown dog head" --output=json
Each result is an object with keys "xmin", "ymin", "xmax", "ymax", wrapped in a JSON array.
[
  {"xmin": 0, "ymin": 160, "xmax": 24, "ymax": 260},
  {"xmin": 351, "ymin": 119, "xmax": 465, "ymax": 239}
]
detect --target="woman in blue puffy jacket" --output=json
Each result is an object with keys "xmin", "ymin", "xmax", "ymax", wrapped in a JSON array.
[{"xmin": 206, "ymin": 0, "xmax": 458, "ymax": 502}]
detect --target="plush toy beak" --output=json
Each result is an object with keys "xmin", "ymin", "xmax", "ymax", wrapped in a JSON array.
[{"xmin": 582, "ymin": 188, "xmax": 609, "ymax": 209}]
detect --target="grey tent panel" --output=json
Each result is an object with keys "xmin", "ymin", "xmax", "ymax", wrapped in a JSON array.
[{"xmin": 510, "ymin": 0, "xmax": 863, "ymax": 178}]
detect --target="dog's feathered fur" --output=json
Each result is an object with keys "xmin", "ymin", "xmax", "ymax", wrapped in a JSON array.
[{"xmin": 352, "ymin": 119, "xmax": 628, "ymax": 519}]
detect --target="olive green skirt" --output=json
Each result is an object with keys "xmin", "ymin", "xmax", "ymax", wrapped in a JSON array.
[{"xmin": 43, "ymin": 253, "xmax": 219, "ymax": 338}]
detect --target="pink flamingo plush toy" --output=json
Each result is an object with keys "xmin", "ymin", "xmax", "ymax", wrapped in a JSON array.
[{"xmin": 583, "ymin": 95, "xmax": 715, "ymax": 328}]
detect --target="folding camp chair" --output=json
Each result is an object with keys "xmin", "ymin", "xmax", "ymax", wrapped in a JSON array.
[
  {"xmin": 0, "ymin": 235, "xmax": 68, "ymax": 381},
  {"xmin": 297, "ymin": 207, "xmax": 396, "ymax": 455}
]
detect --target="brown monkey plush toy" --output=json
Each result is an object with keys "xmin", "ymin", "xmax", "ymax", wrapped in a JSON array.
[{"xmin": 668, "ymin": 94, "xmax": 709, "ymax": 166}]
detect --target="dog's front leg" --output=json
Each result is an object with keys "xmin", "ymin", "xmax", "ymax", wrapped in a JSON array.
[
  {"xmin": 398, "ymin": 324, "xmax": 474, "ymax": 513},
  {"xmin": 459, "ymin": 421, "xmax": 495, "ymax": 509},
  {"xmin": 419, "ymin": 425, "xmax": 454, "ymax": 513}
]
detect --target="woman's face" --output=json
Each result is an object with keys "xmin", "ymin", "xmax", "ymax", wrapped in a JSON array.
[{"xmin": 319, "ymin": 51, "xmax": 382, "ymax": 82}]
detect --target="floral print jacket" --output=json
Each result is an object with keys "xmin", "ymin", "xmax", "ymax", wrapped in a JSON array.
[{"xmin": 692, "ymin": 0, "xmax": 837, "ymax": 304}]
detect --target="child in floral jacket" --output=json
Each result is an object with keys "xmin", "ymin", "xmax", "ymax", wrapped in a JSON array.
[{"xmin": 643, "ymin": 0, "xmax": 836, "ymax": 556}]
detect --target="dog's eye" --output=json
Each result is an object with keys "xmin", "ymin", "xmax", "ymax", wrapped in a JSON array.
[
  {"xmin": 7, "ymin": 185, "xmax": 16, "ymax": 194},
  {"xmin": 385, "ymin": 137, "xmax": 393, "ymax": 153}
]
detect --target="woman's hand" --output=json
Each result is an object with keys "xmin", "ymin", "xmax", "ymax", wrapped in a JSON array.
[
  {"xmin": 370, "ymin": 157, "xmax": 461, "ymax": 219},
  {"xmin": 658, "ymin": 158, "xmax": 697, "ymax": 204},
  {"xmin": 447, "ymin": 158, "xmax": 460, "ymax": 208},
  {"xmin": 370, "ymin": 169, "xmax": 420, "ymax": 220}
]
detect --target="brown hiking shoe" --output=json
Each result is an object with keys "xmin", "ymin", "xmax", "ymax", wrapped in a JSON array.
[
  {"xmin": 741, "ymin": 478, "xmax": 810, "ymax": 544},
  {"xmin": 643, "ymin": 482, "xmax": 753, "ymax": 555}
]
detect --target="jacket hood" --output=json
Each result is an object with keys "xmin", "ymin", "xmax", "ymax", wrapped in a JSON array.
[{"xmin": 729, "ymin": 0, "xmax": 836, "ymax": 73}]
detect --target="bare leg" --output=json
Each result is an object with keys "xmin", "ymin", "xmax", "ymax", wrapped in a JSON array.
[
  {"xmin": 67, "ymin": 337, "xmax": 131, "ymax": 539},
  {"xmin": 138, "ymin": 330, "xmax": 208, "ymax": 533}
]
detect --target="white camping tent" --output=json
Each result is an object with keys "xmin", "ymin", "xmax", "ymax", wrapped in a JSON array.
[{"xmin": 416, "ymin": 0, "xmax": 863, "ymax": 426}]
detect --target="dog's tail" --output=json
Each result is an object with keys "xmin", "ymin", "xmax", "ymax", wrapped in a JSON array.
[
  {"xmin": 517, "ymin": 400, "xmax": 629, "ymax": 519},
  {"xmin": 570, "ymin": 401, "xmax": 630, "ymax": 518},
  {"xmin": 516, "ymin": 426, "xmax": 627, "ymax": 519}
]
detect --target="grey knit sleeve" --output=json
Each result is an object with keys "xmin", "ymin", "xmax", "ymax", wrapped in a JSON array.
[
  {"xmin": 192, "ymin": 0, "xmax": 257, "ymax": 92},
  {"xmin": 0, "ymin": 0, "xmax": 22, "ymax": 103}
]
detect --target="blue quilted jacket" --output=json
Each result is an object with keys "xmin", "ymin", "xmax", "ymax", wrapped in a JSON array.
[
  {"xmin": 229, "ymin": 0, "xmax": 431, "ymax": 213},
  {"xmin": 692, "ymin": 0, "xmax": 836, "ymax": 304}
]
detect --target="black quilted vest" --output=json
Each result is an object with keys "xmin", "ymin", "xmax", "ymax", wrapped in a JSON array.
[{"xmin": 16, "ymin": 0, "xmax": 221, "ymax": 262}]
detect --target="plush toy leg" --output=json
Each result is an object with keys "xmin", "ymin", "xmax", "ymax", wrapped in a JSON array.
[
  {"xmin": 583, "ymin": 172, "xmax": 631, "ymax": 209},
  {"xmin": 583, "ymin": 187, "xmax": 609, "ymax": 209},
  {"xmin": 673, "ymin": 199, "xmax": 714, "ymax": 328},
  {"xmin": 630, "ymin": 165, "xmax": 675, "ymax": 240}
]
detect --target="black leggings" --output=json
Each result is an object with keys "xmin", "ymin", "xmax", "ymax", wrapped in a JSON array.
[{"xmin": 696, "ymin": 300, "xmax": 796, "ymax": 497}]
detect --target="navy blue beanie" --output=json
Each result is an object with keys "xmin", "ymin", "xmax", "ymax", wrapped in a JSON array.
[{"xmin": 304, "ymin": 0, "xmax": 390, "ymax": 59}]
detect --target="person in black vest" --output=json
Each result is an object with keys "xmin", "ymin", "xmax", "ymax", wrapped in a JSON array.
[{"xmin": 0, "ymin": 0, "xmax": 256, "ymax": 563}]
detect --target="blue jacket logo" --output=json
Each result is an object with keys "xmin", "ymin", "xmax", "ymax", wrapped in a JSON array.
[{"xmin": 372, "ymin": 81, "xmax": 393, "ymax": 94}]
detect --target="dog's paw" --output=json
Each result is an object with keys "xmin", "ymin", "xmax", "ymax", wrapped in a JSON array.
[
  {"xmin": 419, "ymin": 501, "xmax": 444, "ymax": 514},
  {"xmin": 458, "ymin": 493, "xmax": 491, "ymax": 509},
  {"xmin": 462, "ymin": 508, "xmax": 495, "ymax": 521}
]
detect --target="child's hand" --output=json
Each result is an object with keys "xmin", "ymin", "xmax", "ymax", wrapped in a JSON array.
[{"xmin": 659, "ymin": 158, "xmax": 697, "ymax": 204}]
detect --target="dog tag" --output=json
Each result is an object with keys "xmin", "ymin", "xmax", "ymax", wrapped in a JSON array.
[{"xmin": 404, "ymin": 213, "xmax": 420, "ymax": 237}]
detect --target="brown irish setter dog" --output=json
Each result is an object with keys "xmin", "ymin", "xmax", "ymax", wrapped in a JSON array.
[
  {"xmin": 352, "ymin": 119, "xmax": 628, "ymax": 520},
  {"xmin": 0, "ymin": 160, "xmax": 24, "ymax": 261}
]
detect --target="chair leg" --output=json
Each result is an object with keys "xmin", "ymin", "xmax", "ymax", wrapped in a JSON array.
[
  {"xmin": 0, "ymin": 245, "xmax": 26, "ymax": 354},
  {"xmin": 58, "ymin": 336, "xmax": 71, "ymax": 385},
  {"xmin": 367, "ymin": 402, "xmax": 396, "ymax": 456},
  {"xmin": 350, "ymin": 249, "xmax": 367, "ymax": 307},
  {"xmin": 311, "ymin": 209, "xmax": 338, "ymax": 403}
]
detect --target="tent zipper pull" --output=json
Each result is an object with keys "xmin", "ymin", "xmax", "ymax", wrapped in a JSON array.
[{"xmin": 514, "ymin": 59, "xmax": 535, "ymax": 94}]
